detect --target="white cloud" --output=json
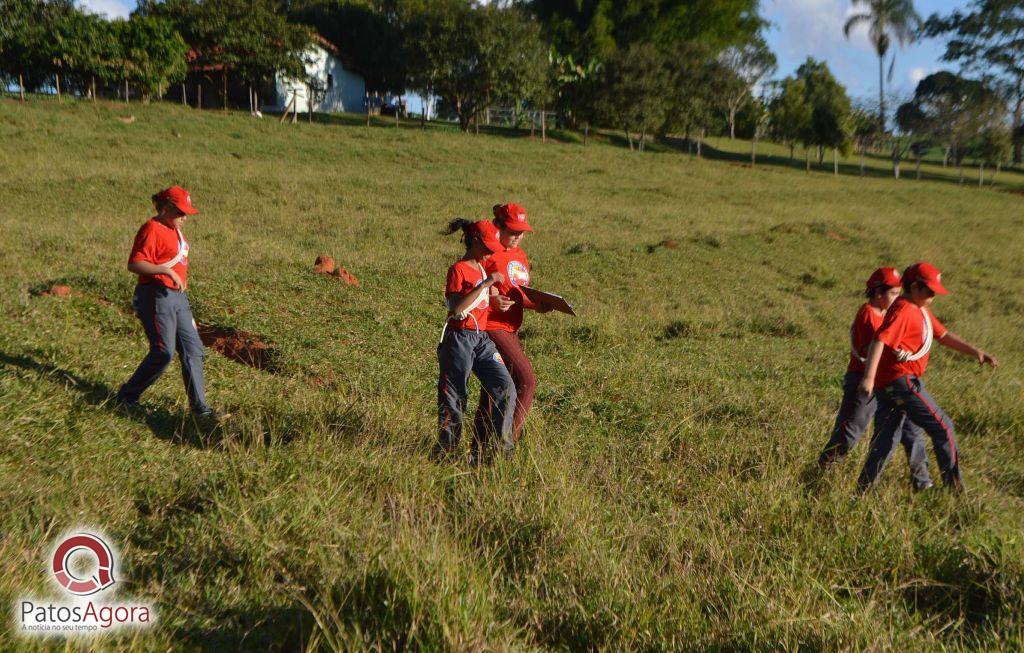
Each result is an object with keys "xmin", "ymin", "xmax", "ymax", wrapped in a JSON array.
[
  {"xmin": 908, "ymin": 66, "xmax": 927, "ymax": 85},
  {"xmin": 769, "ymin": 0, "xmax": 875, "ymax": 62},
  {"xmin": 80, "ymin": 0, "xmax": 132, "ymax": 19}
]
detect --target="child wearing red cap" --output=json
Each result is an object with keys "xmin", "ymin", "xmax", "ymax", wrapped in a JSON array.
[
  {"xmin": 857, "ymin": 262, "xmax": 998, "ymax": 490},
  {"xmin": 436, "ymin": 218, "xmax": 517, "ymax": 464},
  {"xmin": 471, "ymin": 203, "xmax": 551, "ymax": 443},
  {"xmin": 116, "ymin": 187, "xmax": 227, "ymax": 423},
  {"xmin": 818, "ymin": 267, "xmax": 932, "ymax": 490}
]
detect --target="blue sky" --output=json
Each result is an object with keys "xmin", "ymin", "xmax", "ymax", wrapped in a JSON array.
[
  {"xmin": 80, "ymin": 0, "xmax": 972, "ymax": 105},
  {"xmin": 764, "ymin": 0, "xmax": 973, "ymax": 105}
]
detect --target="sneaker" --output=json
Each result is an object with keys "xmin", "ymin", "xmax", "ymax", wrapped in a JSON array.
[
  {"xmin": 913, "ymin": 480, "xmax": 934, "ymax": 492},
  {"xmin": 430, "ymin": 444, "xmax": 458, "ymax": 463},
  {"xmin": 114, "ymin": 396, "xmax": 143, "ymax": 415},
  {"xmin": 194, "ymin": 408, "xmax": 231, "ymax": 424}
]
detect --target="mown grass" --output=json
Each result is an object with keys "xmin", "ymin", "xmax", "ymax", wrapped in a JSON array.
[{"xmin": 1, "ymin": 98, "xmax": 1023, "ymax": 651}]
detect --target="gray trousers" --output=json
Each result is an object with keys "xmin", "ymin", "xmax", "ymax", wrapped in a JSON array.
[
  {"xmin": 437, "ymin": 328, "xmax": 516, "ymax": 459},
  {"xmin": 118, "ymin": 284, "xmax": 209, "ymax": 413},
  {"xmin": 859, "ymin": 375, "xmax": 961, "ymax": 490},
  {"xmin": 819, "ymin": 372, "xmax": 932, "ymax": 488}
]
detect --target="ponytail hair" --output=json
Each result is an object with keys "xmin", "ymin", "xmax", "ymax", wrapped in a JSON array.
[{"xmin": 443, "ymin": 218, "xmax": 476, "ymax": 247}]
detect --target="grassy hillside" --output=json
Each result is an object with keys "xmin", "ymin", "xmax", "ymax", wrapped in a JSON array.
[{"xmin": 2, "ymin": 98, "xmax": 1023, "ymax": 651}]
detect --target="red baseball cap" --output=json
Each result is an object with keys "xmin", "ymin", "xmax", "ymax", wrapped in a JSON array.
[
  {"xmin": 493, "ymin": 203, "xmax": 533, "ymax": 233},
  {"xmin": 904, "ymin": 262, "xmax": 949, "ymax": 295},
  {"xmin": 155, "ymin": 186, "xmax": 199, "ymax": 215},
  {"xmin": 470, "ymin": 220, "xmax": 504, "ymax": 254},
  {"xmin": 866, "ymin": 266, "xmax": 901, "ymax": 291}
]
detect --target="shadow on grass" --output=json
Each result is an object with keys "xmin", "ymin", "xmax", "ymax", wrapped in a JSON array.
[
  {"xmin": 275, "ymin": 109, "xmax": 582, "ymax": 144},
  {"xmin": 0, "ymin": 350, "xmax": 223, "ymax": 448},
  {"xmin": 172, "ymin": 604, "xmax": 313, "ymax": 652},
  {"xmin": 658, "ymin": 136, "xmax": 1024, "ymax": 192}
]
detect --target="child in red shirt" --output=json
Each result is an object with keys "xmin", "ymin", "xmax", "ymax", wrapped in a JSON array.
[
  {"xmin": 436, "ymin": 219, "xmax": 516, "ymax": 464},
  {"xmin": 116, "ymin": 187, "xmax": 227, "ymax": 423},
  {"xmin": 472, "ymin": 203, "xmax": 552, "ymax": 443},
  {"xmin": 857, "ymin": 262, "xmax": 998, "ymax": 490},
  {"xmin": 818, "ymin": 268, "xmax": 931, "ymax": 490}
]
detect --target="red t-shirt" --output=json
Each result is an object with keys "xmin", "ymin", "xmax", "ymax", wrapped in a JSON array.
[
  {"xmin": 483, "ymin": 247, "xmax": 535, "ymax": 332},
  {"xmin": 445, "ymin": 259, "xmax": 490, "ymax": 330},
  {"xmin": 847, "ymin": 303, "xmax": 885, "ymax": 374},
  {"xmin": 873, "ymin": 297, "xmax": 948, "ymax": 389},
  {"xmin": 128, "ymin": 219, "xmax": 189, "ymax": 289}
]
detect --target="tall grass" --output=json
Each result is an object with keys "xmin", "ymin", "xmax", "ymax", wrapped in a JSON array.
[{"xmin": 1, "ymin": 98, "xmax": 1023, "ymax": 651}]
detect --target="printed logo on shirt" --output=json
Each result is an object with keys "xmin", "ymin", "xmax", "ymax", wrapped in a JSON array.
[{"xmin": 507, "ymin": 260, "xmax": 529, "ymax": 287}]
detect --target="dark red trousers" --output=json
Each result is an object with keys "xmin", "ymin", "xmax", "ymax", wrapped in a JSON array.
[{"xmin": 473, "ymin": 329, "xmax": 536, "ymax": 441}]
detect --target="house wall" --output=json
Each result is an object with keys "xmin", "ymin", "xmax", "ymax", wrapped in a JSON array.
[{"xmin": 267, "ymin": 45, "xmax": 365, "ymax": 114}]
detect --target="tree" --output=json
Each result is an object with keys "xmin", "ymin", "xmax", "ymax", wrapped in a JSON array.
[
  {"xmin": 416, "ymin": 3, "xmax": 549, "ymax": 132},
  {"xmin": 715, "ymin": 38, "xmax": 776, "ymax": 139},
  {"xmin": 849, "ymin": 105, "xmax": 880, "ymax": 175},
  {"xmin": 769, "ymin": 77, "xmax": 811, "ymax": 161},
  {"xmin": 402, "ymin": 0, "xmax": 459, "ymax": 125},
  {"xmin": 795, "ymin": 58, "xmax": 852, "ymax": 170},
  {"xmin": 977, "ymin": 123, "xmax": 1012, "ymax": 183},
  {"xmin": 139, "ymin": 0, "xmax": 311, "ymax": 109},
  {"xmin": 290, "ymin": 0, "xmax": 406, "ymax": 95},
  {"xmin": 844, "ymin": 0, "xmax": 921, "ymax": 134},
  {"xmin": 661, "ymin": 40, "xmax": 718, "ymax": 156},
  {"xmin": 597, "ymin": 43, "xmax": 672, "ymax": 151},
  {"xmin": 117, "ymin": 16, "xmax": 188, "ymax": 102},
  {"xmin": 906, "ymin": 71, "xmax": 1006, "ymax": 182},
  {"xmin": 894, "ymin": 100, "xmax": 928, "ymax": 178},
  {"xmin": 530, "ymin": 0, "xmax": 765, "ymax": 63},
  {"xmin": 0, "ymin": 0, "xmax": 82, "ymax": 99},
  {"xmin": 550, "ymin": 48, "xmax": 601, "ymax": 140},
  {"xmin": 925, "ymin": 1, "xmax": 1024, "ymax": 163}
]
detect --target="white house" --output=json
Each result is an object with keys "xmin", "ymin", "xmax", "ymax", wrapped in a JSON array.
[{"xmin": 266, "ymin": 36, "xmax": 365, "ymax": 114}]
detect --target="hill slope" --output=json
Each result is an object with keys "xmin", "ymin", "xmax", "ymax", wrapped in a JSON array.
[{"xmin": 2, "ymin": 99, "xmax": 1023, "ymax": 651}]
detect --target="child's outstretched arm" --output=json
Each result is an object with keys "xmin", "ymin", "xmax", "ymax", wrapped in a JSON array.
[{"xmin": 938, "ymin": 332, "xmax": 999, "ymax": 367}]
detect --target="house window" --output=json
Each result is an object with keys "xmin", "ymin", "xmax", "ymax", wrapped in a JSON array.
[{"xmin": 327, "ymin": 73, "xmax": 334, "ymax": 90}]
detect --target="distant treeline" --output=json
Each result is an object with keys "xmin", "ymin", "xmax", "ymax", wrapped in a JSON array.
[{"xmin": 0, "ymin": 0, "xmax": 1020, "ymax": 169}]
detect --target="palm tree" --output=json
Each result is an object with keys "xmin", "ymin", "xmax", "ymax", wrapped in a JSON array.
[{"xmin": 844, "ymin": 0, "xmax": 921, "ymax": 135}]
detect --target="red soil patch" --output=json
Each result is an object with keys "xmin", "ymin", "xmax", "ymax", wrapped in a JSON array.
[
  {"xmin": 309, "ymin": 368, "xmax": 341, "ymax": 389},
  {"xmin": 312, "ymin": 255, "xmax": 359, "ymax": 286},
  {"xmin": 196, "ymin": 323, "xmax": 277, "ymax": 371},
  {"xmin": 1004, "ymin": 188, "xmax": 1024, "ymax": 197},
  {"xmin": 647, "ymin": 239, "xmax": 679, "ymax": 253},
  {"xmin": 824, "ymin": 231, "xmax": 849, "ymax": 242},
  {"xmin": 42, "ymin": 284, "xmax": 73, "ymax": 297},
  {"xmin": 313, "ymin": 255, "xmax": 335, "ymax": 274},
  {"xmin": 330, "ymin": 265, "xmax": 360, "ymax": 287}
]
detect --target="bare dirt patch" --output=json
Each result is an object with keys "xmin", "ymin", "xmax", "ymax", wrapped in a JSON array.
[
  {"xmin": 195, "ymin": 323, "xmax": 279, "ymax": 372},
  {"xmin": 647, "ymin": 239, "xmax": 679, "ymax": 253},
  {"xmin": 38, "ymin": 284, "xmax": 74, "ymax": 297},
  {"xmin": 312, "ymin": 255, "xmax": 360, "ymax": 286}
]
